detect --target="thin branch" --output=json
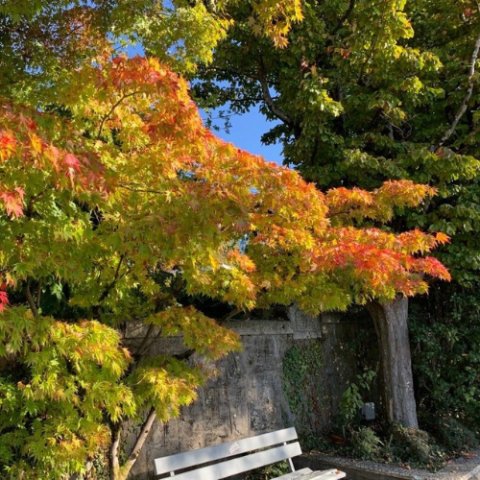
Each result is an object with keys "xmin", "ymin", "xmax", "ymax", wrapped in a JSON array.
[
  {"xmin": 327, "ymin": 207, "xmax": 362, "ymax": 218},
  {"xmin": 96, "ymin": 91, "xmax": 141, "ymax": 140},
  {"xmin": 357, "ymin": 0, "xmax": 388, "ymax": 83},
  {"xmin": 228, "ymin": 96, "xmax": 265, "ymax": 105},
  {"xmin": 36, "ymin": 283, "xmax": 41, "ymax": 308},
  {"xmin": 25, "ymin": 280, "xmax": 39, "ymax": 317},
  {"xmin": 117, "ymin": 184, "xmax": 165, "ymax": 195},
  {"xmin": 257, "ymin": 58, "xmax": 294, "ymax": 127},
  {"xmin": 133, "ymin": 320, "xmax": 194, "ymax": 362},
  {"xmin": 119, "ymin": 408, "xmax": 157, "ymax": 480},
  {"xmin": 435, "ymin": 31, "xmax": 480, "ymax": 149},
  {"xmin": 98, "ymin": 254, "xmax": 126, "ymax": 303},
  {"xmin": 134, "ymin": 324, "xmax": 156, "ymax": 357},
  {"xmin": 222, "ymin": 307, "xmax": 242, "ymax": 322},
  {"xmin": 332, "ymin": 0, "xmax": 356, "ymax": 35}
]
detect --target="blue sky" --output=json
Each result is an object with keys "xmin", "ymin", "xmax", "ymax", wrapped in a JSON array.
[{"xmin": 203, "ymin": 107, "xmax": 284, "ymax": 165}]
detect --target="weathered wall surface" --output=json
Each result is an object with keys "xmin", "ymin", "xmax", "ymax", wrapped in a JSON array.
[{"xmin": 127, "ymin": 309, "xmax": 374, "ymax": 479}]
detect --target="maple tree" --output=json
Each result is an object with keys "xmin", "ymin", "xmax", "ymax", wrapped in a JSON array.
[
  {"xmin": 0, "ymin": 1, "xmax": 454, "ymax": 478},
  {"xmin": 0, "ymin": 53, "xmax": 450, "ymax": 479}
]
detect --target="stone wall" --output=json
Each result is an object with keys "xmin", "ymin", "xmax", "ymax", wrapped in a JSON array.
[{"xmin": 127, "ymin": 308, "xmax": 375, "ymax": 479}]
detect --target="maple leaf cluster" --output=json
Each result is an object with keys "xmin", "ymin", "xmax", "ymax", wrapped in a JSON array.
[
  {"xmin": 0, "ymin": 288, "xmax": 8, "ymax": 312},
  {"xmin": 0, "ymin": 103, "xmax": 106, "ymax": 218},
  {"xmin": 0, "ymin": 55, "xmax": 451, "ymax": 312}
]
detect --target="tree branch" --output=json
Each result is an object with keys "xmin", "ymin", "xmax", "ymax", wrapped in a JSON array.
[
  {"xmin": 98, "ymin": 254, "xmax": 126, "ymax": 303},
  {"xmin": 134, "ymin": 324, "xmax": 157, "ymax": 357},
  {"xmin": 222, "ymin": 307, "xmax": 242, "ymax": 322},
  {"xmin": 96, "ymin": 91, "xmax": 141, "ymax": 140},
  {"xmin": 435, "ymin": 31, "xmax": 480, "ymax": 149},
  {"xmin": 332, "ymin": 0, "xmax": 356, "ymax": 35},
  {"xmin": 118, "ymin": 184, "xmax": 165, "ymax": 195},
  {"xmin": 257, "ymin": 58, "xmax": 294, "ymax": 128},
  {"xmin": 110, "ymin": 423, "xmax": 122, "ymax": 480},
  {"xmin": 25, "ymin": 280, "xmax": 39, "ymax": 317},
  {"xmin": 119, "ymin": 408, "xmax": 157, "ymax": 480}
]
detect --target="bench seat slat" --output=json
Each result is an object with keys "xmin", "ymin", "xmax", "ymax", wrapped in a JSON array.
[
  {"xmin": 274, "ymin": 467, "xmax": 313, "ymax": 479},
  {"xmin": 310, "ymin": 469, "xmax": 347, "ymax": 480},
  {"xmin": 154, "ymin": 427, "xmax": 298, "ymax": 475},
  {"xmin": 283, "ymin": 469, "xmax": 346, "ymax": 480},
  {"xmin": 161, "ymin": 442, "xmax": 303, "ymax": 480}
]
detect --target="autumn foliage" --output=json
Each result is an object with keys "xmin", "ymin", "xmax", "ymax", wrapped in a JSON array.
[{"xmin": 0, "ymin": 54, "xmax": 450, "ymax": 478}]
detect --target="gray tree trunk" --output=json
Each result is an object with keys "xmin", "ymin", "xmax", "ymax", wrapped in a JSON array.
[{"xmin": 367, "ymin": 296, "xmax": 419, "ymax": 428}]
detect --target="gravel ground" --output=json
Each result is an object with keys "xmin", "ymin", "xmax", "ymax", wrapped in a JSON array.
[{"xmin": 294, "ymin": 450, "xmax": 480, "ymax": 480}]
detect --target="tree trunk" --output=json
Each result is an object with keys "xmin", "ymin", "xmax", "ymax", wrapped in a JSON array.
[
  {"xmin": 110, "ymin": 424, "xmax": 122, "ymax": 480},
  {"xmin": 367, "ymin": 296, "xmax": 418, "ymax": 428},
  {"xmin": 110, "ymin": 409, "xmax": 157, "ymax": 480}
]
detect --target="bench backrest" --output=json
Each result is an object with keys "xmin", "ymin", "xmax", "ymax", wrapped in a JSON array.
[{"xmin": 154, "ymin": 427, "xmax": 302, "ymax": 479}]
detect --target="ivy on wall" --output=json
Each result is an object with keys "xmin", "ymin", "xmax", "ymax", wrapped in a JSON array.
[{"xmin": 282, "ymin": 341, "xmax": 325, "ymax": 447}]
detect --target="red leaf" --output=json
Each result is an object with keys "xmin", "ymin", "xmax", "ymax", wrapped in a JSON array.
[
  {"xmin": 0, "ymin": 187, "xmax": 25, "ymax": 218},
  {"xmin": 0, "ymin": 289, "xmax": 8, "ymax": 312},
  {"xmin": 0, "ymin": 130, "xmax": 16, "ymax": 161}
]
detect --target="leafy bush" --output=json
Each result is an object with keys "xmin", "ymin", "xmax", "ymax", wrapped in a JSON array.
[
  {"xmin": 335, "ymin": 370, "xmax": 376, "ymax": 434},
  {"xmin": 389, "ymin": 425, "xmax": 441, "ymax": 467},
  {"xmin": 433, "ymin": 417, "xmax": 478, "ymax": 453},
  {"xmin": 351, "ymin": 427, "xmax": 383, "ymax": 460},
  {"xmin": 411, "ymin": 288, "xmax": 480, "ymax": 432}
]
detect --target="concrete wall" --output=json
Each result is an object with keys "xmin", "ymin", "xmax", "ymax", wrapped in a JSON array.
[{"xmin": 126, "ymin": 308, "xmax": 374, "ymax": 479}]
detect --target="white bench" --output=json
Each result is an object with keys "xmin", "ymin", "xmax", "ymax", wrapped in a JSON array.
[{"xmin": 153, "ymin": 427, "xmax": 346, "ymax": 480}]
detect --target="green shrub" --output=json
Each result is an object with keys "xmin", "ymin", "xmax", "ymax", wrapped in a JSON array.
[
  {"xmin": 410, "ymin": 289, "xmax": 480, "ymax": 432},
  {"xmin": 389, "ymin": 424, "xmax": 440, "ymax": 466},
  {"xmin": 351, "ymin": 427, "xmax": 382, "ymax": 460},
  {"xmin": 434, "ymin": 417, "xmax": 478, "ymax": 453},
  {"xmin": 335, "ymin": 370, "xmax": 376, "ymax": 434}
]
